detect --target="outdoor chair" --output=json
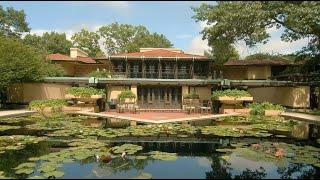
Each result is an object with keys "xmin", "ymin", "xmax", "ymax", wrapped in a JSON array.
[
  {"xmin": 200, "ymin": 100, "xmax": 212, "ymax": 114},
  {"xmin": 117, "ymin": 103, "xmax": 125, "ymax": 113},
  {"xmin": 192, "ymin": 99, "xmax": 201, "ymax": 113},
  {"xmin": 127, "ymin": 103, "xmax": 140, "ymax": 114},
  {"xmin": 184, "ymin": 100, "xmax": 196, "ymax": 114}
]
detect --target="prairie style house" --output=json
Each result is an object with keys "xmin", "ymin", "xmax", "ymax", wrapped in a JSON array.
[{"xmin": 6, "ymin": 47, "xmax": 312, "ymax": 109}]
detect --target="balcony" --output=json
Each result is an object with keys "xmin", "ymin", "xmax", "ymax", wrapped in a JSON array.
[
  {"xmin": 129, "ymin": 72, "xmax": 143, "ymax": 78},
  {"xmin": 161, "ymin": 72, "xmax": 175, "ymax": 79},
  {"xmin": 145, "ymin": 72, "xmax": 158, "ymax": 78}
]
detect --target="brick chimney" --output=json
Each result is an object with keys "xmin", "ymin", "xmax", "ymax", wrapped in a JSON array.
[{"xmin": 70, "ymin": 48, "xmax": 88, "ymax": 58}]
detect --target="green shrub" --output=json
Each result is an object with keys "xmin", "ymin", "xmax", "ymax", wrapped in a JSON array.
[
  {"xmin": 248, "ymin": 102, "xmax": 285, "ymax": 115},
  {"xmin": 87, "ymin": 70, "xmax": 111, "ymax": 78},
  {"xmin": 29, "ymin": 99, "xmax": 66, "ymax": 112},
  {"xmin": 65, "ymin": 87, "xmax": 105, "ymax": 97},
  {"xmin": 211, "ymin": 89, "xmax": 251, "ymax": 100},
  {"xmin": 183, "ymin": 92, "xmax": 200, "ymax": 99},
  {"xmin": 118, "ymin": 90, "xmax": 136, "ymax": 101}
]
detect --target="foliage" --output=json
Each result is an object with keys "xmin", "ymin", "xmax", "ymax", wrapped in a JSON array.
[
  {"xmin": 71, "ymin": 29, "xmax": 103, "ymax": 57},
  {"xmin": 87, "ymin": 70, "xmax": 111, "ymax": 78},
  {"xmin": 183, "ymin": 92, "xmax": 200, "ymax": 99},
  {"xmin": 248, "ymin": 102, "xmax": 285, "ymax": 115},
  {"xmin": 23, "ymin": 32, "xmax": 72, "ymax": 55},
  {"xmin": 192, "ymin": 1, "xmax": 320, "ymax": 71},
  {"xmin": 0, "ymin": 5, "xmax": 30, "ymax": 38},
  {"xmin": 29, "ymin": 99, "xmax": 66, "ymax": 113},
  {"xmin": 0, "ymin": 36, "xmax": 65, "ymax": 90},
  {"xmin": 211, "ymin": 89, "xmax": 251, "ymax": 100},
  {"xmin": 244, "ymin": 53, "xmax": 293, "ymax": 61},
  {"xmin": 98, "ymin": 22, "xmax": 173, "ymax": 55},
  {"xmin": 204, "ymin": 39, "xmax": 240, "ymax": 65},
  {"xmin": 118, "ymin": 90, "xmax": 136, "ymax": 101},
  {"xmin": 65, "ymin": 87, "xmax": 105, "ymax": 97}
]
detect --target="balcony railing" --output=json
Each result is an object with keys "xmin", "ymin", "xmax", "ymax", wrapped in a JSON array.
[
  {"xmin": 145, "ymin": 72, "xmax": 158, "ymax": 78},
  {"xmin": 129, "ymin": 72, "xmax": 143, "ymax": 78},
  {"xmin": 161, "ymin": 72, "xmax": 175, "ymax": 79}
]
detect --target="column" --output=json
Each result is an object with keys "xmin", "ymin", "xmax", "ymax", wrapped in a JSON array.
[
  {"xmin": 142, "ymin": 60, "xmax": 145, "ymax": 78},
  {"xmin": 175, "ymin": 60, "xmax": 178, "ymax": 79},
  {"xmin": 158, "ymin": 60, "xmax": 162, "ymax": 79},
  {"xmin": 131, "ymin": 85, "xmax": 137, "ymax": 104}
]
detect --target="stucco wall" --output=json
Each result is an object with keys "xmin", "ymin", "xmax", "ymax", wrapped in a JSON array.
[
  {"xmin": 223, "ymin": 66, "xmax": 248, "ymax": 80},
  {"xmin": 56, "ymin": 62, "xmax": 76, "ymax": 76},
  {"xmin": 107, "ymin": 86, "xmax": 126, "ymax": 101},
  {"xmin": 190, "ymin": 86, "xmax": 212, "ymax": 101},
  {"xmin": 7, "ymin": 83, "xmax": 71, "ymax": 103},
  {"xmin": 248, "ymin": 86, "xmax": 310, "ymax": 108},
  {"xmin": 182, "ymin": 85, "xmax": 189, "ymax": 102},
  {"xmin": 74, "ymin": 64, "xmax": 107, "ymax": 77},
  {"xmin": 247, "ymin": 66, "xmax": 271, "ymax": 80}
]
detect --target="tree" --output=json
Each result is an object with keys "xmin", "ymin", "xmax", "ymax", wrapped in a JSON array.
[
  {"xmin": 71, "ymin": 29, "xmax": 103, "ymax": 57},
  {"xmin": 0, "ymin": 5, "xmax": 30, "ymax": 38},
  {"xmin": 23, "ymin": 32, "xmax": 72, "ymax": 54},
  {"xmin": 204, "ymin": 39, "xmax": 240, "ymax": 65},
  {"xmin": 0, "ymin": 36, "xmax": 64, "ymax": 91},
  {"xmin": 192, "ymin": 1, "xmax": 320, "ymax": 58},
  {"xmin": 98, "ymin": 22, "xmax": 173, "ymax": 55}
]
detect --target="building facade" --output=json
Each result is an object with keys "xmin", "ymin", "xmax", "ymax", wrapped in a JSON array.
[{"xmin": 97, "ymin": 48, "xmax": 214, "ymax": 109}]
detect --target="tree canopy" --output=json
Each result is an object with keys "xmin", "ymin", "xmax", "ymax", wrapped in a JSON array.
[
  {"xmin": 0, "ymin": 5, "xmax": 30, "ymax": 38},
  {"xmin": 71, "ymin": 29, "xmax": 103, "ymax": 57},
  {"xmin": 0, "ymin": 36, "xmax": 64, "ymax": 90},
  {"xmin": 192, "ymin": 1, "xmax": 320, "ymax": 59},
  {"xmin": 205, "ymin": 39, "xmax": 239, "ymax": 65},
  {"xmin": 98, "ymin": 22, "xmax": 173, "ymax": 55},
  {"xmin": 23, "ymin": 32, "xmax": 73, "ymax": 55}
]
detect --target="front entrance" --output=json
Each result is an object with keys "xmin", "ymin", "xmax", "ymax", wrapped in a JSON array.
[{"xmin": 137, "ymin": 86, "xmax": 182, "ymax": 109}]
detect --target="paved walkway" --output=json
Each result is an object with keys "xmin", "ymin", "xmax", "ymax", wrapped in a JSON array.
[
  {"xmin": 281, "ymin": 112, "xmax": 320, "ymax": 123},
  {"xmin": 74, "ymin": 110, "xmax": 240, "ymax": 124},
  {"xmin": 0, "ymin": 109, "xmax": 36, "ymax": 118}
]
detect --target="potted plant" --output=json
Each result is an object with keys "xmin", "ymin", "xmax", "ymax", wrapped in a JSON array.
[{"xmin": 118, "ymin": 90, "xmax": 136, "ymax": 104}]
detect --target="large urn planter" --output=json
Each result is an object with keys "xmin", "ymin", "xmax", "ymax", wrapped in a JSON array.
[{"xmin": 264, "ymin": 110, "xmax": 283, "ymax": 116}]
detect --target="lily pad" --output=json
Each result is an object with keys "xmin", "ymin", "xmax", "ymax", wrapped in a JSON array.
[
  {"xmin": 15, "ymin": 168, "xmax": 34, "ymax": 175},
  {"xmin": 136, "ymin": 156, "xmax": 148, "ymax": 160}
]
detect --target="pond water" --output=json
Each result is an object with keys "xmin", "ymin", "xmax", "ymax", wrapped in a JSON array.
[{"xmin": 0, "ymin": 114, "xmax": 320, "ymax": 179}]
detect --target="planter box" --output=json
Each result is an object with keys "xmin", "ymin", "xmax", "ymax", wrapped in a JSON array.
[
  {"xmin": 217, "ymin": 96, "xmax": 236, "ymax": 101},
  {"xmin": 264, "ymin": 110, "xmax": 283, "ymax": 116},
  {"xmin": 62, "ymin": 105, "xmax": 99, "ymax": 113},
  {"xmin": 65, "ymin": 94, "xmax": 105, "ymax": 102},
  {"xmin": 235, "ymin": 96, "xmax": 253, "ymax": 101},
  {"xmin": 234, "ymin": 108, "xmax": 251, "ymax": 114},
  {"xmin": 219, "ymin": 107, "xmax": 235, "ymax": 114}
]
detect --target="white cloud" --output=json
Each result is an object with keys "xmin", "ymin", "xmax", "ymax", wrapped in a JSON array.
[
  {"xmin": 185, "ymin": 21, "xmax": 211, "ymax": 56},
  {"xmin": 186, "ymin": 36, "xmax": 210, "ymax": 55},
  {"xmin": 235, "ymin": 27, "xmax": 310, "ymax": 58}
]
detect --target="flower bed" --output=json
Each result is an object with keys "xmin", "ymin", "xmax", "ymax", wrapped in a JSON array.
[{"xmin": 212, "ymin": 89, "xmax": 252, "ymax": 100}]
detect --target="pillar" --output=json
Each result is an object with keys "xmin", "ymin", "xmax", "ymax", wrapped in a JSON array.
[
  {"xmin": 131, "ymin": 85, "xmax": 137, "ymax": 104},
  {"xmin": 182, "ymin": 85, "xmax": 189, "ymax": 102}
]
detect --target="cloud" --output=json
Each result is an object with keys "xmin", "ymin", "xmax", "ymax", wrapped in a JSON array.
[
  {"xmin": 186, "ymin": 36, "xmax": 210, "ymax": 55},
  {"xmin": 185, "ymin": 21, "xmax": 211, "ymax": 55},
  {"xmin": 234, "ymin": 27, "xmax": 310, "ymax": 58}
]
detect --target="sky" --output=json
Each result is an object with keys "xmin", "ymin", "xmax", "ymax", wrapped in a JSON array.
[{"xmin": 1, "ymin": 1, "xmax": 309, "ymax": 58}]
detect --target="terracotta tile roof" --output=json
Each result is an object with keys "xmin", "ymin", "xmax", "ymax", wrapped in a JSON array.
[
  {"xmin": 47, "ymin": 53, "xmax": 97, "ymax": 64},
  {"xmin": 224, "ymin": 59, "xmax": 295, "ymax": 66},
  {"xmin": 111, "ymin": 49, "xmax": 208, "ymax": 59}
]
